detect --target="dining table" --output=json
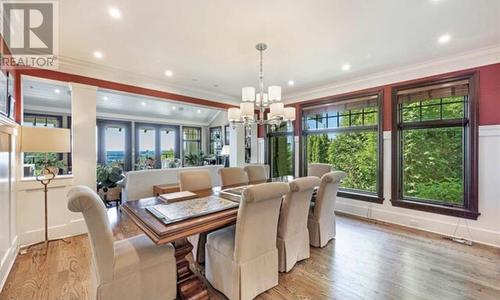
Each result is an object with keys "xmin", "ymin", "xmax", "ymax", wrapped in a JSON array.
[{"xmin": 121, "ymin": 176, "xmax": 297, "ymax": 300}]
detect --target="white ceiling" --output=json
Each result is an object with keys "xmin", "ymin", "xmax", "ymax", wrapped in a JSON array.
[
  {"xmin": 22, "ymin": 78, "xmax": 223, "ymax": 125},
  {"xmin": 55, "ymin": 0, "xmax": 500, "ymax": 103}
]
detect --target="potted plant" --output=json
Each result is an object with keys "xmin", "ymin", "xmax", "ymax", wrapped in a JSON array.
[
  {"xmin": 97, "ymin": 164, "xmax": 125, "ymax": 205},
  {"xmin": 184, "ymin": 151, "xmax": 208, "ymax": 166}
]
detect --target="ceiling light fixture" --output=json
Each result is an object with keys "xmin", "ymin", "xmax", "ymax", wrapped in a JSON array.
[
  {"xmin": 141, "ymin": 102, "xmax": 146, "ymax": 106},
  {"xmin": 172, "ymin": 106, "xmax": 176, "ymax": 110},
  {"xmin": 54, "ymin": 89, "xmax": 61, "ymax": 94},
  {"xmin": 287, "ymin": 80, "xmax": 295, "ymax": 86},
  {"xmin": 197, "ymin": 109, "xmax": 201, "ymax": 114},
  {"xmin": 165, "ymin": 70, "xmax": 173, "ymax": 77},
  {"xmin": 228, "ymin": 43, "xmax": 296, "ymax": 129},
  {"xmin": 438, "ymin": 34, "xmax": 451, "ymax": 44},
  {"xmin": 93, "ymin": 51, "xmax": 103, "ymax": 59},
  {"xmin": 108, "ymin": 7, "xmax": 121, "ymax": 19},
  {"xmin": 103, "ymin": 96, "xmax": 108, "ymax": 101},
  {"xmin": 341, "ymin": 63, "xmax": 351, "ymax": 71}
]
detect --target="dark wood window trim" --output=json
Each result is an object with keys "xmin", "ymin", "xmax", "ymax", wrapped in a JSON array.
[
  {"xmin": 266, "ymin": 123, "xmax": 295, "ymax": 178},
  {"xmin": 300, "ymin": 90, "xmax": 384, "ymax": 204},
  {"xmin": 224, "ymin": 124, "xmax": 230, "ymax": 145},
  {"xmin": 391, "ymin": 72, "xmax": 480, "ymax": 220}
]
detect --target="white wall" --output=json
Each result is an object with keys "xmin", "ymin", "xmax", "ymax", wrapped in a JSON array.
[
  {"xmin": 0, "ymin": 119, "xmax": 18, "ymax": 292},
  {"xmin": 330, "ymin": 126, "xmax": 500, "ymax": 248}
]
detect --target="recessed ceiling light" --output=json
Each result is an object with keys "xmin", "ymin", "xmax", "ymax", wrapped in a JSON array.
[
  {"xmin": 141, "ymin": 102, "xmax": 146, "ymax": 106},
  {"xmin": 103, "ymin": 96, "xmax": 108, "ymax": 101},
  {"xmin": 165, "ymin": 70, "xmax": 173, "ymax": 77},
  {"xmin": 108, "ymin": 7, "xmax": 121, "ymax": 19},
  {"xmin": 172, "ymin": 106, "xmax": 176, "ymax": 110},
  {"xmin": 197, "ymin": 109, "xmax": 201, "ymax": 114},
  {"xmin": 54, "ymin": 89, "xmax": 61, "ymax": 94},
  {"xmin": 93, "ymin": 51, "xmax": 103, "ymax": 59},
  {"xmin": 438, "ymin": 34, "xmax": 451, "ymax": 44},
  {"xmin": 341, "ymin": 64, "xmax": 351, "ymax": 71},
  {"xmin": 287, "ymin": 80, "xmax": 295, "ymax": 86}
]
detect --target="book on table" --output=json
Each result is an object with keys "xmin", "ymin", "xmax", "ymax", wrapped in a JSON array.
[
  {"xmin": 158, "ymin": 191, "xmax": 197, "ymax": 202},
  {"xmin": 146, "ymin": 195, "xmax": 239, "ymax": 225}
]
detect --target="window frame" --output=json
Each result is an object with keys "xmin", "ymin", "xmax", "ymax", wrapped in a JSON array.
[
  {"xmin": 266, "ymin": 122, "xmax": 295, "ymax": 178},
  {"xmin": 391, "ymin": 72, "xmax": 479, "ymax": 220},
  {"xmin": 135, "ymin": 122, "xmax": 180, "ymax": 169},
  {"xmin": 300, "ymin": 90, "xmax": 384, "ymax": 204},
  {"xmin": 209, "ymin": 126, "xmax": 222, "ymax": 155},
  {"xmin": 182, "ymin": 126, "xmax": 202, "ymax": 159},
  {"xmin": 224, "ymin": 124, "xmax": 230, "ymax": 145},
  {"xmin": 96, "ymin": 119, "xmax": 132, "ymax": 171}
]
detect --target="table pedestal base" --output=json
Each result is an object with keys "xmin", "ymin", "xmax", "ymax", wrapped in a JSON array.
[{"xmin": 174, "ymin": 238, "xmax": 209, "ymax": 300}]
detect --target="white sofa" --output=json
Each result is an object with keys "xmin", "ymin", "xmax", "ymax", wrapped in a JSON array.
[{"xmin": 122, "ymin": 165, "xmax": 224, "ymax": 202}]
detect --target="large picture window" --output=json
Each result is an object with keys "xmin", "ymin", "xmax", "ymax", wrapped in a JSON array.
[
  {"xmin": 302, "ymin": 92, "xmax": 383, "ymax": 203},
  {"xmin": 268, "ymin": 122, "xmax": 294, "ymax": 178},
  {"xmin": 134, "ymin": 123, "xmax": 180, "ymax": 169},
  {"xmin": 96, "ymin": 120, "xmax": 132, "ymax": 171},
  {"xmin": 183, "ymin": 126, "xmax": 202, "ymax": 159},
  {"xmin": 391, "ymin": 73, "xmax": 479, "ymax": 219}
]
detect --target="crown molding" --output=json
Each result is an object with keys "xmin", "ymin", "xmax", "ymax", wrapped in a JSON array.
[
  {"xmin": 284, "ymin": 45, "xmax": 500, "ymax": 103},
  {"xmin": 55, "ymin": 55, "xmax": 238, "ymax": 106}
]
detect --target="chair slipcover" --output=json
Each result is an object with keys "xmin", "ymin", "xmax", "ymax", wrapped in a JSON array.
[
  {"xmin": 178, "ymin": 169, "xmax": 214, "ymax": 263},
  {"xmin": 244, "ymin": 164, "xmax": 269, "ymax": 183},
  {"xmin": 219, "ymin": 167, "xmax": 249, "ymax": 187},
  {"xmin": 308, "ymin": 171, "xmax": 347, "ymax": 248},
  {"xmin": 277, "ymin": 176, "xmax": 321, "ymax": 272},
  {"xmin": 67, "ymin": 186, "xmax": 176, "ymax": 300},
  {"xmin": 205, "ymin": 182, "xmax": 290, "ymax": 300},
  {"xmin": 307, "ymin": 163, "xmax": 332, "ymax": 178}
]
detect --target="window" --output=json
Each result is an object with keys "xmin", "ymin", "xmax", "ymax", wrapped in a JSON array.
[
  {"xmin": 22, "ymin": 113, "xmax": 72, "ymax": 177},
  {"xmin": 392, "ymin": 73, "xmax": 479, "ymax": 219},
  {"xmin": 224, "ymin": 124, "xmax": 230, "ymax": 145},
  {"xmin": 302, "ymin": 92, "xmax": 383, "ymax": 203},
  {"xmin": 96, "ymin": 120, "xmax": 132, "ymax": 171},
  {"xmin": 133, "ymin": 123, "xmax": 180, "ymax": 170},
  {"xmin": 209, "ymin": 126, "xmax": 222, "ymax": 154},
  {"xmin": 160, "ymin": 127, "xmax": 178, "ymax": 168},
  {"xmin": 137, "ymin": 125, "xmax": 157, "ymax": 168},
  {"xmin": 183, "ymin": 127, "xmax": 201, "ymax": 162},
  {"xmin": 268, "ymin": 122, "xmax": 294, "ymax": 178}
]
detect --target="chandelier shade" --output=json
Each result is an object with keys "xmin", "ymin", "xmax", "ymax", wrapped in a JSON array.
[{"xmin": 228, "ymin": 42, "xmax": 296, "ymax": 130}]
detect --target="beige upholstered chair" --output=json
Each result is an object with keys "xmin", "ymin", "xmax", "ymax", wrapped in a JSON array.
[
  {"xmin": 219, "ymin": 167, "xmax": 249, "ymax": 187},
  {"xmin": 244, "ymin": 164, "xmax": 269, "ymax": 183},
  {"xmin": 277, "ymin": 176, "xmax": 321, "ymax": 272},
  {"xmin": 67, "ymin": 185, "xmax": 176, "ymax": 300},
  {"xmin": 178, "ymin": 169, "xmax": 214, "ymax": 263},
  {"xmin": 178, "ymin": 169, "xmax": 213, "ymax": 192},
  {"xmin": 307, "ymin": 163, "xmax": 332, "ymax": 178},
  {"xmin": 308, "ymin": 171, "xmax": 347, "ymax": 248},
  {"xmin": 205, "ymin": 182, "xmax": 290, "ymax": 300}
]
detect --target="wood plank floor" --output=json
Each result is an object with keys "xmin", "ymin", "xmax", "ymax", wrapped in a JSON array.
[{"xmin": 1, "ymin": 209, "xmax": 499, "ymax": 300}]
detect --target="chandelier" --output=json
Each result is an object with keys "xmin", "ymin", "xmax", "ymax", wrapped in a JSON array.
[{"xmin": 228, "ymin": 43, "xmax": 296, "ymax": 128}]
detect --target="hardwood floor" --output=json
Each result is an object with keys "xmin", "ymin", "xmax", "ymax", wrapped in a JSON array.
[{"xmin": 1, "ymin": 209, "xmax": 499, "ymax": 300}]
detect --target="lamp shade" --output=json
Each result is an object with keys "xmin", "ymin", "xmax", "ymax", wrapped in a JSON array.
[
  {"xmin": 228, "ymin": 108, "xmax": 241, "ymax": 122},
  {"xmin": 255, "ymin": 93, "xmax": 268, "ymax": 104},
  {"xmin": 240, "ymin": 102, "xmax": 254, "ymax": 119},
  {"xmin": 20, "ymin": 127, "xmax": 71, "ymax": 153},
  {"xmin": 220, "ymin": 145, "xmax": 230, "ymax": 156},
  {"xmin": 284, "ymin": 107, "xmax": 296, "ymax": 121},
  {"xmin": 242, "ymin": 87, "xmax": 255, "ymax": 102},
  {"xmin": 270, "ymin": 102, "xmax": 284, "ymax": 117},
  {"xmin": 268, "ymin": 86, "xmax": 281, "ymax": 101}
]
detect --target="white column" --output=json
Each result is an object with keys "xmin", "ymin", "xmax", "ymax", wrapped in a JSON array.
[
  {"xmin": 229, "ymin": 124, "xmax": 245, "ymax": 167},
  {"xmin": 70, "ymin": 83, "xmax": 97, "ymax": 190},
  {"xmin": 249, "ymin": 123, "xmax": 258, "ymax": 164}
]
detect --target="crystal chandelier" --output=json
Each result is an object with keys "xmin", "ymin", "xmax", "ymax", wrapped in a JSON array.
[{"xmin": 228, "ymin": 43, "xmax": 296, "ymax": 128}]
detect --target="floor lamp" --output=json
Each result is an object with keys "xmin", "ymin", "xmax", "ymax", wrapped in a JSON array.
[{"xmin": 20, "ymin": 126, "xmax": 71, "ymax": 251}]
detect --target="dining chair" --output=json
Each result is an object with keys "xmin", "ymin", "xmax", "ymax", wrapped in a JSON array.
[
  {"xmin": 244, "ymin": 164, "xmax": 269, "ymax": 183},
  {"xmin": 308, "ymin": 171, "xmax": 347, "ymax": 248},
  {"xmin": 205, "ymin": 182, "xmax": 290, "ymax": 300},
  {"xmin": 307, "ymin": 163, "xmax": 332, "ymax": 178},
  {"xmin": 277, "ymin": 176, "xmax": 321, "ymax": 272},
  {"xmin": 219, "ymin": 167, "xmax": 249, "ymax": 187},
  {"xmin": 67, "ymin": 185, "xmax": 176, "ymax": 300},
  {"xmin": 178, "ymin": 169, "xmax": 214, "ymax": 263}
]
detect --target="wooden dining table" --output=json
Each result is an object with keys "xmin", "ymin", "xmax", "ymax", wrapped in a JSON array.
[{"xmin": 121, "ymin": 176, "xmax": 296, "ymax": 300}]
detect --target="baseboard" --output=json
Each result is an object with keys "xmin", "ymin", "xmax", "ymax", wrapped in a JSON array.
[
  {"xmin": 0, "ymin": 236, "xmax": 19, "ymax": 293},
  {"xmin": 335, "ymin": 200, "xmax": 500, "ymax": 248},
  {"xmin": 19, "ymin": 218, "xmax": 87, "ymax": 247}
]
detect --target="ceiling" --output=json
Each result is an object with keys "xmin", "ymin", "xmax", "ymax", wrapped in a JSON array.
[
  {"xmin": 55, "ymin": 0, "xmax": 500, "ymax": 103},
  {"xmin": 22, "ymin": 78, "xmax": 223, "ymax": 125}
]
